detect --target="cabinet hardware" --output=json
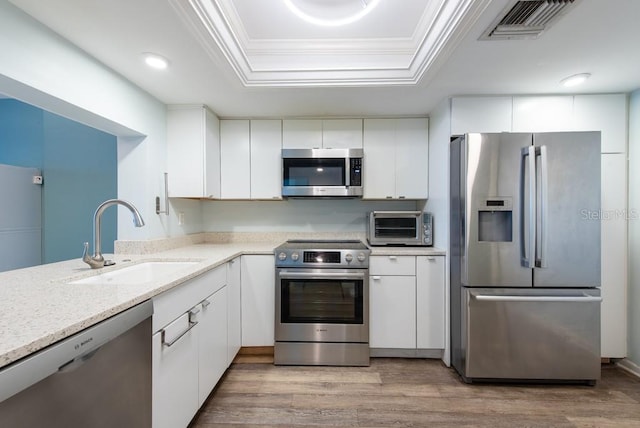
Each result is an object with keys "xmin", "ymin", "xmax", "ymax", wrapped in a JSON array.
[{"xmin": 161, "ymin": 320, "xmax": 198, "ymax": 347}]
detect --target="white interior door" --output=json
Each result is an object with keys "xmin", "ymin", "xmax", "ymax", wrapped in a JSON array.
[{"xmin": 0, "ymin": 164, "xmax": 41, "ymax": 272}]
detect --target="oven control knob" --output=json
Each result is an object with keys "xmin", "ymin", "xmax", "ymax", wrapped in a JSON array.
[
  {"xmin": 345, "ymin": 253, "xmax": 353, "ymax": 263},
  {"xmin": 357, "ymin": 253, "xmax": 367, "ymax": 263},
  {"xmin": 291, "ymin": 252, "xmax": 299, "ymax": 261},
  {"xmin": 278, "ymin": 252, "xmax": 287, "ymax": 261}
]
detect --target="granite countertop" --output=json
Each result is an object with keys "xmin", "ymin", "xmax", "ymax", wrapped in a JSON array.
[
  {"xmin": 0, "ymin": 242, "xmax": 277, "ymax": 370},
  {"xmin": 0, "ymin": 238, "xmax": 446, "ymax": 370}
]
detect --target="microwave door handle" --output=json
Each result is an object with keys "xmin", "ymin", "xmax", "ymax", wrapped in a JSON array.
[
  {"xmin": 536, "ymin": 145, "xmax": 548, "ymax": 268},
  {"xmin": 520, "ymin": 146, "xmax": 536, "ymax": 268}
]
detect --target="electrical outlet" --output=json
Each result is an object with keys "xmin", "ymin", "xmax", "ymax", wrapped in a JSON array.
[
  {"xmin": 32, "ymin": 175, "xmax": 43, "ymax": 185},
  {"xmin": 178, "ymin": 212, "xmax": 185, "ymax": 225}
]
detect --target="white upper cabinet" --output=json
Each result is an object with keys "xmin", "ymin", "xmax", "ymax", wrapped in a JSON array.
[
  {"xmin": 395, "ymin": 118, "xmax": 429, "ymax": 199},
  {"xmin": 220, "ymin": 119, "xmax": 251, "ymax": 199},
  {"xmin": 451, "ymin": 97, "xmax": 512, "ymax": 135},
  {"xmin": 362, "ymin": 119, "xmax": 396, "ymax": 199},
  {"xmin": 167, "ymin": 105, "xmax": 220, "ymax": 199},
  {"xmin": 512, "ymin": 96, "xmax": 574, "ymax": 132},
  {"xmin": 321, "ymin": 119, "xmax": 363, "ymax": 148},
  {"xmin": 572, "ymin": 94, "xmax": 627, "ymax": 153},
  {"xmin": 363, "ymin": 118, "xmax": 428, "ymax": 200},
  {"xmin": 282, "ymin": 119, "xmax": 322, "ymax": 149},
  {"xmin": 282, "ymin": 119, "xmax": 363, "ymax": 149},
  {"xmin": 250, "ymin": 120, "xmax": 282, "ymax": 199}
]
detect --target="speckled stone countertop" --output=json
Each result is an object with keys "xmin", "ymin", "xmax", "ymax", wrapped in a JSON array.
[{"xmin": 0, "ymin": 242, "xmax": 277, "ymax": 370}]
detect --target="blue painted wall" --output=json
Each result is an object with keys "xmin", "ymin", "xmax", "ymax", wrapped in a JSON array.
[{"xmin": 0, "ymin": 99, "xmax": 117, "ymax": 263}]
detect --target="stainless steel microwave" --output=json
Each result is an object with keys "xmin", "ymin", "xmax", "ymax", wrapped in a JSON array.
[
  {"xmin": 282, "ymin": 148, "xmax": 363, "ymax": 197},
  {"xmin": 367, "ymin": 211, "xmax": 433, "ymax": 246}
]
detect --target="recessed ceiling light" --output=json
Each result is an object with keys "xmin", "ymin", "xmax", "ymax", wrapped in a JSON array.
[
  {"xmin": 560, "ymin": 73, "xmax": 591, "ymax": 87},
  {"xmin": 282, "ymin": 0, "xmax": 381, "ymax": 27},
  {"xmin": 143, "ymin": 53, "xmax": 169, "ymax": 70}
]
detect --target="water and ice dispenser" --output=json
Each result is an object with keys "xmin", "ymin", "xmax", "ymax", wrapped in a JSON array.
[{"xmin": 477, "ymin": 198, "xmax": 513, "ymax": 242}]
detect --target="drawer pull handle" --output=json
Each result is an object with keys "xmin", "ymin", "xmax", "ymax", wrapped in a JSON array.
[
  {"xmin": 372, "ymin": 276, "xmax": 381, "ymax": 280},
  {"xmin": 162, "ymin": 320, "xmax": 198, "ymax": 347},
  {"xmin": 201, "ymin": 299, "xmax": 211, "ymax": 308},
  {"xmin": 389, "ymin": 256, "xmax": 397, "ymax": 260}
]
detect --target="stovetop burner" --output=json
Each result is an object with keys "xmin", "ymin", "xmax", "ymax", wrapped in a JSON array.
[{"xmin": 275, "ymin": 239, "xmax": 370, "ymax": 268}]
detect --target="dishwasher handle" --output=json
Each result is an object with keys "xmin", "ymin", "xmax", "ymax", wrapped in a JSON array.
[
  {"xmin": 57, "ymin": 347, "xmax": 102, "ymax": 373},
  {"xmin": 471, "ymin": 293, "xmax": 602, "ymax": 303}
]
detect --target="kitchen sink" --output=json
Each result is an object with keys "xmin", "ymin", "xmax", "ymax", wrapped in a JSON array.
[{"xmin": 68, "ymin": 261, "xmax": 199, "ymax": 285}]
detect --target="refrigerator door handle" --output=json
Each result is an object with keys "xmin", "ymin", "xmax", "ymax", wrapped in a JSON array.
[
  {"xmin": 520, "ymin": 146, "xmax": 536, "ymax": 268},
  {"xmin": 471, "ymin": 293, "xmax": 602, "ymax": 303},
  {"xmin": 536, "ymin": 145, "xmax": 548, "ymax": 268}
]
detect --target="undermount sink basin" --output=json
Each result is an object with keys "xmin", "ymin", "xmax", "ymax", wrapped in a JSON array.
[{"xmin": 69, "ymin": 261, "xmax": 199, "ymax": 285}]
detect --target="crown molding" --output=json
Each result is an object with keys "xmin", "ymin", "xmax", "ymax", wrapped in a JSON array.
[{"xmin": 170, "ymin": 0, "xmax": 491, "ymax": 87}]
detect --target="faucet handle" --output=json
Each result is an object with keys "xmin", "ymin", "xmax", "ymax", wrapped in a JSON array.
[{"xmin": 82, "ymin": 242, "xmax": 90, "ymax": 263}]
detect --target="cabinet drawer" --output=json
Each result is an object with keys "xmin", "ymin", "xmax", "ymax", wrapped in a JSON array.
[
  {"xmin": 369, "ymin": 255, "xmax": 415, "ymax": 276},
  {"xmin": 153, "ymin": 265, "xmax": 226, "ymax": 333}
]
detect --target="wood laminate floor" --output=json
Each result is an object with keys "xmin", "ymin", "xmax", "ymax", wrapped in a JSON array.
[{"xmin": 190, "ymin": 358, "xmax": 640, "ymax": 427}]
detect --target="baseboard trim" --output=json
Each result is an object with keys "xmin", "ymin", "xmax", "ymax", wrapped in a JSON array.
[
  {"xmin": 238, "ymin": 346, "xmax": 274, "ymax": 356},
  {"xmin": 370, "ymin": 348, "xmax": 444, "ymax": 359},
  {"xmin": 616, "ymin": 358, "xmax": 640, "ymax": 379}
]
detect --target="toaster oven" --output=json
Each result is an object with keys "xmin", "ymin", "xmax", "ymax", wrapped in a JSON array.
[{"xmin": 367, "ymin": 211, "xmax": 433, "ymax": 246}]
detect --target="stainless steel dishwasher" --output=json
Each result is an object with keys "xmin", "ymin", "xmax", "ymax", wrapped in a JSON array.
[{"xmin": 0, "ymin": 300, "xmax": 152, "ymax": 427}]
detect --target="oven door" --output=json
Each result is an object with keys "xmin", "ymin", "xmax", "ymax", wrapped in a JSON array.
[{"xmin": 275, "ymin": 268, "xmax": 369, "ymax": 343}]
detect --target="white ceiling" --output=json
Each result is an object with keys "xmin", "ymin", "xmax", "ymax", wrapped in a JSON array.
[{"xmin": 7, "ymin": 0, "xmax": 640, "ymax": 118}]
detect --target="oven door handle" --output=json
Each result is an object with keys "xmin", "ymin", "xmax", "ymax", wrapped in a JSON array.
[{"xmin": 278, "ymin": 271, "xmax": 366, "ymax": 280}]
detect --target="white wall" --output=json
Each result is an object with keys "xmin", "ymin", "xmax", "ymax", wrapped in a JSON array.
[
  {"xmin": 628, "ymin": 89, "xmax": 640, "ymax": 370},
  {"xmin": 202, "ymin": 200, "xmax": 417, "ymax": 232},
  {"xmin": 425, "ymin": 98, "xmax": 452, "ymax": 366},
  {"xmin": 0, "ymin": 0, "xmax": 200, "ymax": 242}
]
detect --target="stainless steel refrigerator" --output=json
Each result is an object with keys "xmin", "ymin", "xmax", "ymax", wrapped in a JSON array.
[{"xmin": 450, "ymin": 132, "xmax": 602, "ymax": 384}]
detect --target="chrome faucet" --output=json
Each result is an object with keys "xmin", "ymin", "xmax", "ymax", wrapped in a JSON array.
[{"xmin": 82, "ymin": 199, "xmax": 145, "ymax": 269}]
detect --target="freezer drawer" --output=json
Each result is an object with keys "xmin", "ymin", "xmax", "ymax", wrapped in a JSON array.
[{"xmin": 462, "ymin": 288, "xmax": 601, "ymax": 382}]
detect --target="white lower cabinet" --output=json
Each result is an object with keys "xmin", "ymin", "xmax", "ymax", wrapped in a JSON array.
[
  {"xmin": 227, "ymin": 257, "xmax": 242, "ymax": 364},
  {"xmin": 370, "ymin": 274, "xmax": 416, "ymax": 348},
  {"xmin": 152, "ymin": 312, "xmax": 199, "ymax": 428},
  {"xmin": 416, "ymin": 256, "xmax": 445, "ymax": 349},
  {"xmin": 240, "ymin": 255, "xmax": 275, "ymax": 346},
  {"xmin": 152, "ymin": 265, "xmax": 227, "ymax": 428},
  {"xmin": 196, "ymin": 287, "xmax": 228, "ymax": 407},
  {"xmin": 369, "ymin": 255, "xmax": 445, "ymax": 350}
]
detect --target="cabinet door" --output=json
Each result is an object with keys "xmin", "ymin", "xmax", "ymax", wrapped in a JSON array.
[
  {"xmin": 573, "ymin": 94, "xmax": 627, "ymax": 153},
  {"xmin": 197, "ymin": 288, "xmax": 228, "ymax": 406},
  {"xmin": 363, "ymin": 119, "xmax": 396, "ymax": 199},
  {"xmin": 395, "ymin": 118, "xmax": 429, "ymax": 199},
  {"xmin": 369, "ymin": 275, "xmax": 416, "ymax": 348},
  {"xmin": 512, "ymin": 96, "xmax": 574, "ymax": 132},
  {"xmin": 451, "ymin": 97, "xmax": 513, "ymax": 135},
  {"xmin": 226, "ymin": 258, "xmax": 242, "ymax": 365},
  {"xmin": 241, "ymin": 255, "xmax": 275, "ymax": 346},
  {"xmin": 416, "ymin": 256, "xmax": 445, "ymax": 349},
  {"xmin": 601, "ymin": 153, "xmax": 627, "ymax": 358},
  {"xmin": 152, "ymin": 313, "xmax": 198, "ymax": 428},
  {"xmin": 203, "ymin": 109, "xmax": 221, "ymax": 198},
  {"xmin": 282, "ymin": 119, "xmax": 322, "ymax": 149},
  {"xmin": 168, "ymin": 106, "xmax": 220, "ymax": 198},
  {"xmin": 251, "ymin": 120, "xmax": 282, "ymax": 199},
  {"xmin": 322, "ymin": 119, "xmax": 363, "ymax": 148},
  {"xmin": 220, "ymin": 119, "xmax": 251, "ymax": 199}
]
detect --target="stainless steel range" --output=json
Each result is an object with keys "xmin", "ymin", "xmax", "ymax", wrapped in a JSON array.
[{"xmin": 274, "ymin": 239, "xmax": 370, "ymax": 366}]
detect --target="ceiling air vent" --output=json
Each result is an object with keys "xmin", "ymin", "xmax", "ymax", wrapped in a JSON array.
[{"xmin": 480, "ymin": 0, "xmax": 578, "ymax": 40}]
